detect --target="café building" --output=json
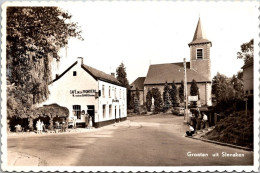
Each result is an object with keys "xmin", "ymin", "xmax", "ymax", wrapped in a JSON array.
[{"xmin": 42, "ymin": 57, "xmax": 127, "ymax": 127}]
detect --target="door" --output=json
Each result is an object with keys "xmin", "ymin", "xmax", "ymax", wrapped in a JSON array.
[{"xmin": 87, "ymin": 105, "xmax": 95, "ymax": 126}]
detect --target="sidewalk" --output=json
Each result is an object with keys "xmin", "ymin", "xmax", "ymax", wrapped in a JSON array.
[
  {"xmin": 8, "ymin": 151, "xmax": 40, "ymax": 166},
  {"xmin": 7, "ymin": 120, "xmax": 130, "ymax": 138}
]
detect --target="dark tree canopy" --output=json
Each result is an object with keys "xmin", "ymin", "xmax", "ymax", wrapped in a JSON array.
[
  {"xmin": 7, "ymin": 7, "xmax": 82, "ymax": 118},
  {"xmin": 178, "ymin": 80, "xmax": 184, "ymax": 103},
  {"xmin": 163, "ymin": 81, "xmax": 171, "ymax": 111},
  {"xmin": 116, "ymin": 63, "xmax": 129, "ymax": 88},
  {"xmin": 152, "ymin": 88, "xmax": 163, "ymax": 113},
  {"xmin": 170, "ymin": 81, "xmax": 178, "ymax": 106},
  {"xmin": 146, "ymin": 89, "xmax": 152, "ymax": 111},
  {"xmin": 190, "ymin": 79, "xmax": 199, "ymax": 96},
  {"xmin": 237, "ymin": 39, "xmax": 254, "ymax": 64}
]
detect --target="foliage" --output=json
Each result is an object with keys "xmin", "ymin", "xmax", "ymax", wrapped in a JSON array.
[
  {"xmin": 163, "ymin": 81, "xmax": 171, "ymax": 111},
  {"xmin": 116, "ymin": 63, "xmax": 130, "ymax": 88},
  {"xmin": 190, "ymin": 79, "xmax": 199, "ymax": 106},
  {"xmin": 146, "ymin": 89, "xmax": 152, "ymax": 111},
  {"xmin": 204, "ymin": 110, "xmax": 253, "ymax": 149},
  {"xmin": 237, "ymin": 39, "xmax": 254, "ymax": 64},
  {"xmin": 178, "ymin": 80, "xmax": 184, "ymax": 103},
  {"xmin": 129, "ymin": 93, "xmax": 135, "ymax": 109},
  {"xmin": 7, "ymin": 7, "xmax": 82, "ymax": 119},
  {"xmin": 116, "ymin": 63, "xmax": 130, "ymax": 108},
  {"xmin": 170, "ymin": 81, "xmax": 178, "ymax": 107},
  {"xmin": 134, "ymin": 97, "xmax": 140, "ymax": 114},
  {"xmin": 212, "ymin": 72, "xmax": 245, "ymax": 114},
  {"xmin": 190, "ymin": 79, "xmax": 199, "ymax": 96},
  {"xmin": 152, "ymin": 88, "xmax": 163, "ymax": 113}
]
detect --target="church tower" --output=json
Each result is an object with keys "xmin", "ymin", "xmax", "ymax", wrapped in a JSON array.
[{"xmin": 188, "ymin": 18, "xmax": 212, "ymax": 81}]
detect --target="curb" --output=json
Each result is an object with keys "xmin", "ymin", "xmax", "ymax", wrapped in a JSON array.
[{"xmin": 187, "ymin": 136, "xmax": 253, "ymax": 151}]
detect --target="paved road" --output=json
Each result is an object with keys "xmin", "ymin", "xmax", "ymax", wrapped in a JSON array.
[{"xmin": 7, "ymin": 114, "xmax": 253, "ymax": 166}]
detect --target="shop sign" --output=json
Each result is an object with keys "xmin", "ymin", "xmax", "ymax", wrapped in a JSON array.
[
  {"xmin": 188, "ymin": 95, "xmax": 198, "ymax": 102},
  {"xmin": 70, "ymin": 89, "xmax": 96, "ymax": 97},
  {"xmin": 112, "ymin": 99, "xmax": 119, "ymax": 102}
]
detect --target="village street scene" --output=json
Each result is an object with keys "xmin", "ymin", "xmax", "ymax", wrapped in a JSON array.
[{"xmin": 2, "ymin": 1, "xmax": 258, "ymax": 170}]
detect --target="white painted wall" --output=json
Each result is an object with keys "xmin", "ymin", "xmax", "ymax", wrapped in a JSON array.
[{"xmin": 98, "ymin": 80, "xmax": 127, "ymax": 122}]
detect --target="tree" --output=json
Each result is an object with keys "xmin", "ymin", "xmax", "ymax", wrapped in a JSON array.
[
  {"xmin": 163, "ymin": 81, "xmax": 171, "ymax": 111},
  {"xmin": 116, "ymin": 63, "xmax": 130, "ymax": 108},
  {"xmin": 178, "ymin": 80, "xmax": 184, "ymax": 103},
  {"xmin": 116, "ymin": 63, "xmax": 129, "ymax": 88},
  {"xmin": 170, "ymin": 81, "xmax": 178, "ymax": 107},
  {"xmin": 212, "ymin": 73, "xmax": 235, "ymax": 103},
  {"xmin": 237, "ymin": 39, "xmax": 254, "ymax": 64},
  {"xmin": 7, "ymin": 7, "xmax": 82, "ymax": 119},
  {"xmin": 134, "ymin": 88, "xmax": 140, "ymax": 113},
  {"xmin": 230, "ymin": 72, "xmax": 244, "ymax": 100},
  {"xmin": 146, "ymin": 89, "xmax": 152, "ymax": 111},
  {"xmin": 190, "ymin": 79, "xmax": 199, "ymax": 107}
]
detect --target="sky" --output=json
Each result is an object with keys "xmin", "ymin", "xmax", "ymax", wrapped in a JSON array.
[{"xmin": 53, "ymin": 1, "xmax": 258, "ymax": 83}]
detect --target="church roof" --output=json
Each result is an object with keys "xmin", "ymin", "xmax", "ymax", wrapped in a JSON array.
[
  {"xmin": 188, "ymin": 18, "xmax": 212, "ymax": 47},
  {"xmin": 144, "ymin": 62, "xmax": 211, "ymax": 85},
  {"xmin": 130, "ymin": 77, "xmax": 146, "ymax": 91}
]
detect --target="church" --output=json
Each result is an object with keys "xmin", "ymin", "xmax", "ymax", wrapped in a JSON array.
[{"xmin": 130, "ymin": 18, "xmax": 212, "ymax": 106}]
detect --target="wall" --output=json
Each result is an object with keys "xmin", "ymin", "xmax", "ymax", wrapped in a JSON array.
[
  {"xmin": 43, "ymin": 62, "xmax": 98, "ymax": 123},
  {"xmin": 190, "ymin": 43, "xmax": 211, "ymax": 81},
  {"xmin": 98, "ymin": 80, "xmax": 127, "ymax": 122},
  {"xmin": 143, "ymin": 82, "xmax": 212, "ymax": 106}
]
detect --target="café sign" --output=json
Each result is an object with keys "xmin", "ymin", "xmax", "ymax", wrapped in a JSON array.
[{"xmin": 70, "ymin": 89, "xmax": 96, "ymax": 97}]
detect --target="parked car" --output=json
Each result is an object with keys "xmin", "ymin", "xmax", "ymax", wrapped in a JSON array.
[{"xmin": 172, "ymin": 107, "xmax": 185, "ymax": 116}]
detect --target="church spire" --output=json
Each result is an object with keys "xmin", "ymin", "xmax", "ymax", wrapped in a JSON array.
[{"xmin": 188, "ymin": 18, "xmax": 212, "ymax": 47}]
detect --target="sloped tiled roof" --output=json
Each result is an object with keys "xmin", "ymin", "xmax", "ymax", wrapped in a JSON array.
[
  {"xmin": 81, "ymin": 64, "xmax": 123, "ymax": 86},
  {"xmin": 52, "ymin": 61, "xmax": 123, "ymax": 87},
  {"xmin": 130, "ymin": 77, "xmax": 146, "ymax": 91},
  {"xmin": 144, "ymin": 62, "xmax": 210, "ymax": 85},
  {"xmin": 188, "ymin": 18, "xmax": 212, "ymax": 47}
]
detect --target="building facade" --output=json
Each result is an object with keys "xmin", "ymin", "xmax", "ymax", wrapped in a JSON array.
[
  {"xmin": 42, "ymin": 57, "xmax": 127, "ymax": 127},
  {"xmin": 142, "ymin": 18, "xmax": 212, "ymax": 106},
  {"xmin": 242, "ymin": 59, "xmax": 253, "ymax": 96},
  {"xmin": 130, "ymin": 77, "xmax": 146, "ymax": 105}
]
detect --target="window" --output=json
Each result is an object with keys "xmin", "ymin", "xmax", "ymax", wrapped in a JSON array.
[
  {"xmin": 102, "ymin": 85, "xmax": 105, "ymax": 97},
  {"xmin": 103, "ymin": 105, "xmax": 106, "ymax": 119},
  {"xmin": 73, "ymin": 105, "xmax": 81, "ymax": 119},
  {"xmin": 109, "ymin": 105, "xmax": 112, "ymax": 118},
  {"xmin": 109, "ymin": 86, "xmax": 111, "ymax": 98},
  {"xmin": 196, "ymin": 49, "xmax": 203, "ymax": 59},
  {"xmin": 245, "ymin": 90, "xmax": 248, "ymax": 95},
  {"xmin": 250, "ymin": 90, "xmax": 253, "ymax": 94},
  {"xmin": 73, "ymin": 71, "xmax": 77, "ymax": 76}
]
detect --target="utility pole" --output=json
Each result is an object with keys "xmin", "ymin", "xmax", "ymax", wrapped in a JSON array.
[{"xmin": 183, "ymin": 58, "xmax": 188, "ymax": 123}]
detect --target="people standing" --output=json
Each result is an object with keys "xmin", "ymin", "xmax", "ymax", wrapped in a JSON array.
[
  {"xmin": 39, "ymin": 120, "xmax": 44, "ymax": 134},
  {"xmin": 186, "ymin": 124, "xmax": 195, "ymax": 137},
  {"xmin": 88, "ymin": 116, "xmax": 93, "ymax": 128},
  {"xmin": 202, "ymin": 113, "xmax": 208, "ymax": 129},
  {"xmin": 36, "ymin": 120, "xmax": 40, "ymax": 134}
]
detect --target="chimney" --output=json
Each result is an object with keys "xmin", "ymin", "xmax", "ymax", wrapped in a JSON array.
[
  {"xmin": 56, "ymin": 74, "xmax": 59, "ymax": 79},
  {"xmin": 111, "ymin": 72, "xmax": 115, "ymax": 77},
  {"xmin": 77, "ymin": 57, "xmax": 83, "ymax": 65}
]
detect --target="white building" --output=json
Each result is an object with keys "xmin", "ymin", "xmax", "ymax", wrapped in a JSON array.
[{"xmin": 43, "ymin": 57, "xmax": 127, "ymax": 127}]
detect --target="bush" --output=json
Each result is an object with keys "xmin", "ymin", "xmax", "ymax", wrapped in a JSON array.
[{"xmin": 204, "ymin": 110, "xmax": 253, "ymax": 148}]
